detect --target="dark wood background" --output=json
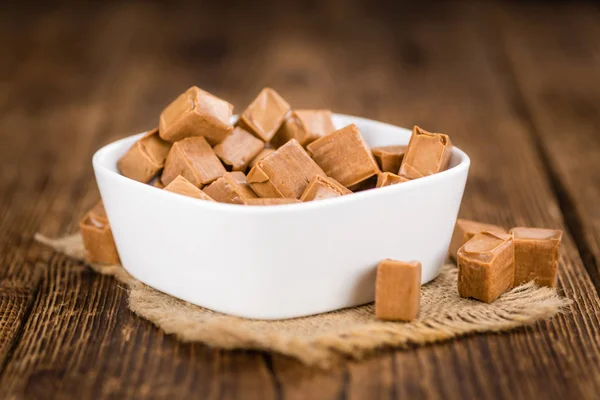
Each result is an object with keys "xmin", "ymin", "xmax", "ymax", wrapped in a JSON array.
[{"xmin": 1, "ymin": 0, "xmax": 600, "ymax": 398}]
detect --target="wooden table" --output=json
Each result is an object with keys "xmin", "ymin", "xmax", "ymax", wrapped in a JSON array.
[{"xmin": 2, "ymin": 1, "xmax": 600, "ymax": 398}]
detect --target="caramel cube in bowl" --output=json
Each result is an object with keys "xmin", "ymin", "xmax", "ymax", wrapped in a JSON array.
[
  {"xmin": 271, "ymin": 109, "xmax": 336, "ymax": 148},
  {"xmin": 457, "ymin": 231, "xmax": 514, "ymax": 303},
  {"xmin": 164, "ymin": 175, "xmax": 215, "ymax": 201},
  {"xmin": 372, "ymin": 145, "xmax": 406, "ymax": 173},
  {"xmin": 248, "ymin": 148, "xmax": 275, "ymax": 169},
  {"xmin": 511, "ymin": 227, "xmax": 562, "ymax": 287},
  {"xmin": 237, "ymin": 88, "xmax": 291, "ymax": 142},
  {"xmin": 118, "ymin": 129, "xmax": 171, "ymax": 183},
  {"xmin": 158, "ymin": 86, "xmax": 234, "ymax": 144},
  {"xmin": 161, "ymin": 137, "xmax": 226, "ymax": 187},
  {"xmin": 399, "ymin": 126, "xmax": 452, "ymax": 180},
  {"xmin": 203, "ymin": 172, "xmax": 257, "ymax": 205},
  {"xmin": 376, "ymin": 172, "xmax": 409, "ymax": 188},
  {"xmin": 306, "ymin": 124, "xmax": 380, "ymax": 188},
  {"xmin": 375, "ymin": 259, "xmax": 422, "ymax": 321},
  {"xmin": 300, "ymin": 175, "xmax": 351, "ymax": 202},
  {"xmin": 213, "ymin": 127, "xmax": 264, "ymax": 171}
]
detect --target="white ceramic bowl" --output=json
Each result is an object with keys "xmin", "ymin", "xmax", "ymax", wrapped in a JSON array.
[{"xmin": 93, "ymin": 114, "xmax": 470, "ymax": 320}]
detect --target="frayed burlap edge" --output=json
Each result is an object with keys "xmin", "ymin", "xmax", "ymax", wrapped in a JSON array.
[{"xmin": 35, "ymin": 233, "xmax": 572, "ymax": 367}]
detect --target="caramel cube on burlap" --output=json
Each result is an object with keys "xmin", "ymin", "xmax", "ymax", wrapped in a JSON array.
[
  {"xmin": 300, "ymin": 175, "xmax": 352, "ymax": 202},
  {"xmin": 306, "ymin": 124, "xmax": 380, "ymax": 188},
  {"xmin": 375, "ymin": 259, "xmax": 421, "ymax": 321},
  {"xmin": 372, "ymin": 145, "xmax": 406, "ymax": 173},
  {"xmin": 158, "ymin": 86, "xmax": 234, "ymax": 144},
  {"xmin": 376, "ymin": 172, "xmax": 409, "ymax": 188},
  {"xmin": 118, "ymin": 129, "xmax": 171, "ymax": 183},
  {"xmin": 203, "ymin": 172, "xmax": 257, "ymax": 205},
  {"xmin": 247, "ymin": 139, "xmax": 326, "ymax": 199},
  {"xmin": 79, "ymin": 201, "xmax": 120, "ymax": 264},
  {"xmin": 213, "ymin": 127, "xmax": 264, "ymax": 171},
  {"xmin": 163, "ymin": 175, "xmax": 215, "ymax": 201},
  {"xmin": 245, "ymin": 198, "xmax": 301, "ymax": 206},
  {"xmin": 271, "ymin": 109, "xmax": 336, "ymax": 148},
  {"xmin": 399, "ymin": 126, "xmax": 452, "ymax": 180},
  {"xmin": 511, "ymin": 227, "xmax": 563, "ymax": 288},
  {"xmin": 449, "ymin": 219, "xmax": 507, "ymax": 262},
  {"xmin": 161, "ymin": 137, "xmax": 226, "ymax": 187},
  {"xmin": 457, "ymin": 231, "xmax": 514, "ymax": 303},
  {"xmin": 237, "ymin": 88, "xmax": 291, "ymax": 142},
  {"xmin": 248, "ymin": 148, "xmax": 275, "ymax": 169}
]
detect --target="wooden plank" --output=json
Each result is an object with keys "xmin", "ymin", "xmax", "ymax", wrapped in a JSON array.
[
  {"xmin": 1, "ymin": 1, "xmax": 600, "ymax": 399},
  {"xmin": 493, "ymin": 2, "xmax": 600, "ymax": 291}
]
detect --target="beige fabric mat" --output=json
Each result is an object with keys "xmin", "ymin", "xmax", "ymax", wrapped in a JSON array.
[{"xmin": 35, "ymin": 233, "xmax": 570, "ymax": 367}]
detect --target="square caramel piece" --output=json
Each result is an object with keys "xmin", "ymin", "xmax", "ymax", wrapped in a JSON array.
[
  {"xmin": 399, "ymin": 126, "xmax": 452, "ymax": 180},
  {"xmin": 247, "ymin": 139, "xmax": 326, "ymax": 199},
  {"xmin": 372, "ymin": 145, "xmax": 406, "ymax": 173},
  {"xmin": 203, "ymin": 172, "xmax": 257, "ymax": 205},
  {"xmin": 237, "ymin": 88, "xmax": 291, "ymax": 142},
  {"xmin": 213, "ymin": 127, "xmax": 264, "ymax": 171},
  {"xmin": 248, "ymin": 148, "xmax": 275, "ymax": 169},
  {"xmin": 79, "ymin": 201, "xmax": 120, "ymax": 265},
  {"xmin": 158, "ymin": 86, "xmax": 234, "ymax": 145},
  {"xmin": 300, "ymin": 175, "xmax": 352, "ymax": 202},
  {"xmin": 511, "ymin": 227, "xmax": 563, "ymax": 287},
  {"xmin": 271, "ymin": 109, "xmax": 336, "ymax": 148},
  {"xmin": 375, "ymin": 259, "xmax": 421, "ymax": 321},
  {"xmin": 118, "ymin": 129, "xmax": 171, "ymax": 183},
  {"xmin": 457, "ymin": 231, "xmax": 514, "ymax": 303},
  {"xmin": 449, "ymin": 219, "xmax": 507, "ymax": 262},
  {"xmin": 161, "ymin": 137, "xmax": 226, "ymax": 187},
  {"xmin": 245, "ymin": 198, "xmax": 301, "ymax": 206},
  {"xmin": 163, "ymin": 175, "xmax": 215, "ymax": 201},
  {"xmin": 306, "ymin": 124, "xmax": 380, "ymax": 188},
  {"xmin": 376, "ymin": 172, "xmax": 409, "ymax": 188}
]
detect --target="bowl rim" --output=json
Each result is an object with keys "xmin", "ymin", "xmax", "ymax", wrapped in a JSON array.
[{"xmin": 92, "ymin": 113, "xmax": 470, "ymax": 215}]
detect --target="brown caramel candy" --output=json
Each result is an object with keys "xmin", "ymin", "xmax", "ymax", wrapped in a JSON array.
[
  {"xmin": 203, "ymin": 172, "xmax": 257, "ymax": 205},
  {"xmin": 375, "ymin": 259, "xmax": 421, "ymax": 321},
  {"xmin": 449, "ymin": 219, "xmax": 507, "ymax": 262},
  {"xmin": 213, "ymin": 127, "xmax": 264, "ymax": 171},
  {"xmin": 245, "ymin": 198, "xmax": 301, "ymax": 206},
  {"xmin": 511, "ymin": 227, "xmax": 563, "ymax": 287},
  {"xmin": 306, "ymin": 124, "xmax": 380, "ymax": 188},
  {"xmin": 161, "ymin": 137, "xmax": 226, "ymax": 187},
  {"xmin": 399, "ymin": 126, "xmax": 452, "ymax": 180},
  {"xmin": 238, "ymin": 88, "xmax": 291, "ymax": 142},
  {"xmin": 164, "ymin": 175, "xmax": 215, "ymax": 201},
  {"xmin": 79, "ymin": 201, "xmax": 120, "ymax": 264},
  {"xmin": 372, "ymin": 145, "xmax": 406, "ymax": 173},
  {"xmin": 247, "ymin": 139, "xmax": 326, "ymax": 199},
  {"xmin": 457, "ymin": 231, "xmax": 514, "ymax": 303},
  {"xmin": 152, "ymin": 179, "xmax": 165, "ymax": 189},
  {"xmin": 248, "ymin": 148, "xmax": 275, "ymax": 169},
  {"xmin": 271, "ymin": 109, "xmax": 336, "ymax": 148},
  {"xmin": 159, "ymin": 86, "xmax": 234, "ymax": 144},
  {"xmin": 118, "ymin": 129, "xmax": 171, "ymax": 183},
  {"xmin": 376, "ymin": 172, "xmax": 409, "ymax": 188},
  {"xmin": 300, "ymin": 175, "xmax": 352, "ymax": 202}
]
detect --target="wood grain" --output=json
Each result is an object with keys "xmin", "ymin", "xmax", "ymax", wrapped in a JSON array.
[{"xmin": 1, "ymin": 1, "xmax": 600, "ymax": 399}]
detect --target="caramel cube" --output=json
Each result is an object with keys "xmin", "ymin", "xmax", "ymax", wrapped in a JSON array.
[
  {"xmin": 248, "ymin": 148, "xmax": 275, "ymax": 169},
  {"xmin": 399, "ymin": 126, "xmax": 452, "ymax": 180},
  {"xmin": 247, "ymin": 139, "xmax": 326, "ymax": 199},
  {"xmin": 511, "ymin": 227, "xmax": 563, "ymax": 287},
  {"xmin": 118, "ymin": 129, "xmax": 171, "ymax": 183},
  {"xmin": 245, "ymin": 198, "xmax": 301, "ymax": 206},
  {"xmin": 300, "ymin": 175, "xmax": 351, "ymax": 202},
  {"xmin": 163, "ymin": 175, "xmax": 215, "ymax": 201},
  {"xmin": 372, "ymin": 145, "xmax": 406, "ymax": 173},
  {"xmin": 213, "ymin": 127, "xmax": 264, "ymax": 171},
  {"xmin": 307, "ymin": 124, "xmax": 379, "ymax": 188},
  {"xmin": 271, "ymin": 109, "xmax": 336, "ymax": 148},
  {"xmin": 152, "ymin": 179, "xmax": 165, "ymax": 189},
  {"xmin": 237, "ymin": 88, "xmax": 291, "ymax": 142},
  {"xmin": 158, "ymin": 86, "xmax": 234, "ymax": 144},
  {"xmin": 375, "ymin": 259, "xmax": 421, "ymax": 321},
  {"xmin": 203, "ymin": 172, "xmax": 257, "ymax": 205},
  {"xmin": 457, "ymin": 231, "xmax": 514, "ymax": 303},
  {"xmin": 376, "ymin": 172, "xmax": 409, "ymax": 188},
  {"xmin": 79, "ymin": 201, "xmax": 120, "ymax": 264},
  {"xmin": 449, "ymin": 219, "xmax": 507, "ymax": 262},
  {"xmin": 161, "ymin": 137, "xmax": 226, "ymax": 187}
]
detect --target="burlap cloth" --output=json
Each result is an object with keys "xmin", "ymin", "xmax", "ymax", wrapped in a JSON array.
[{"xmin": 35, "ymin": 232, "xmax": 570, "ymax": 367}]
